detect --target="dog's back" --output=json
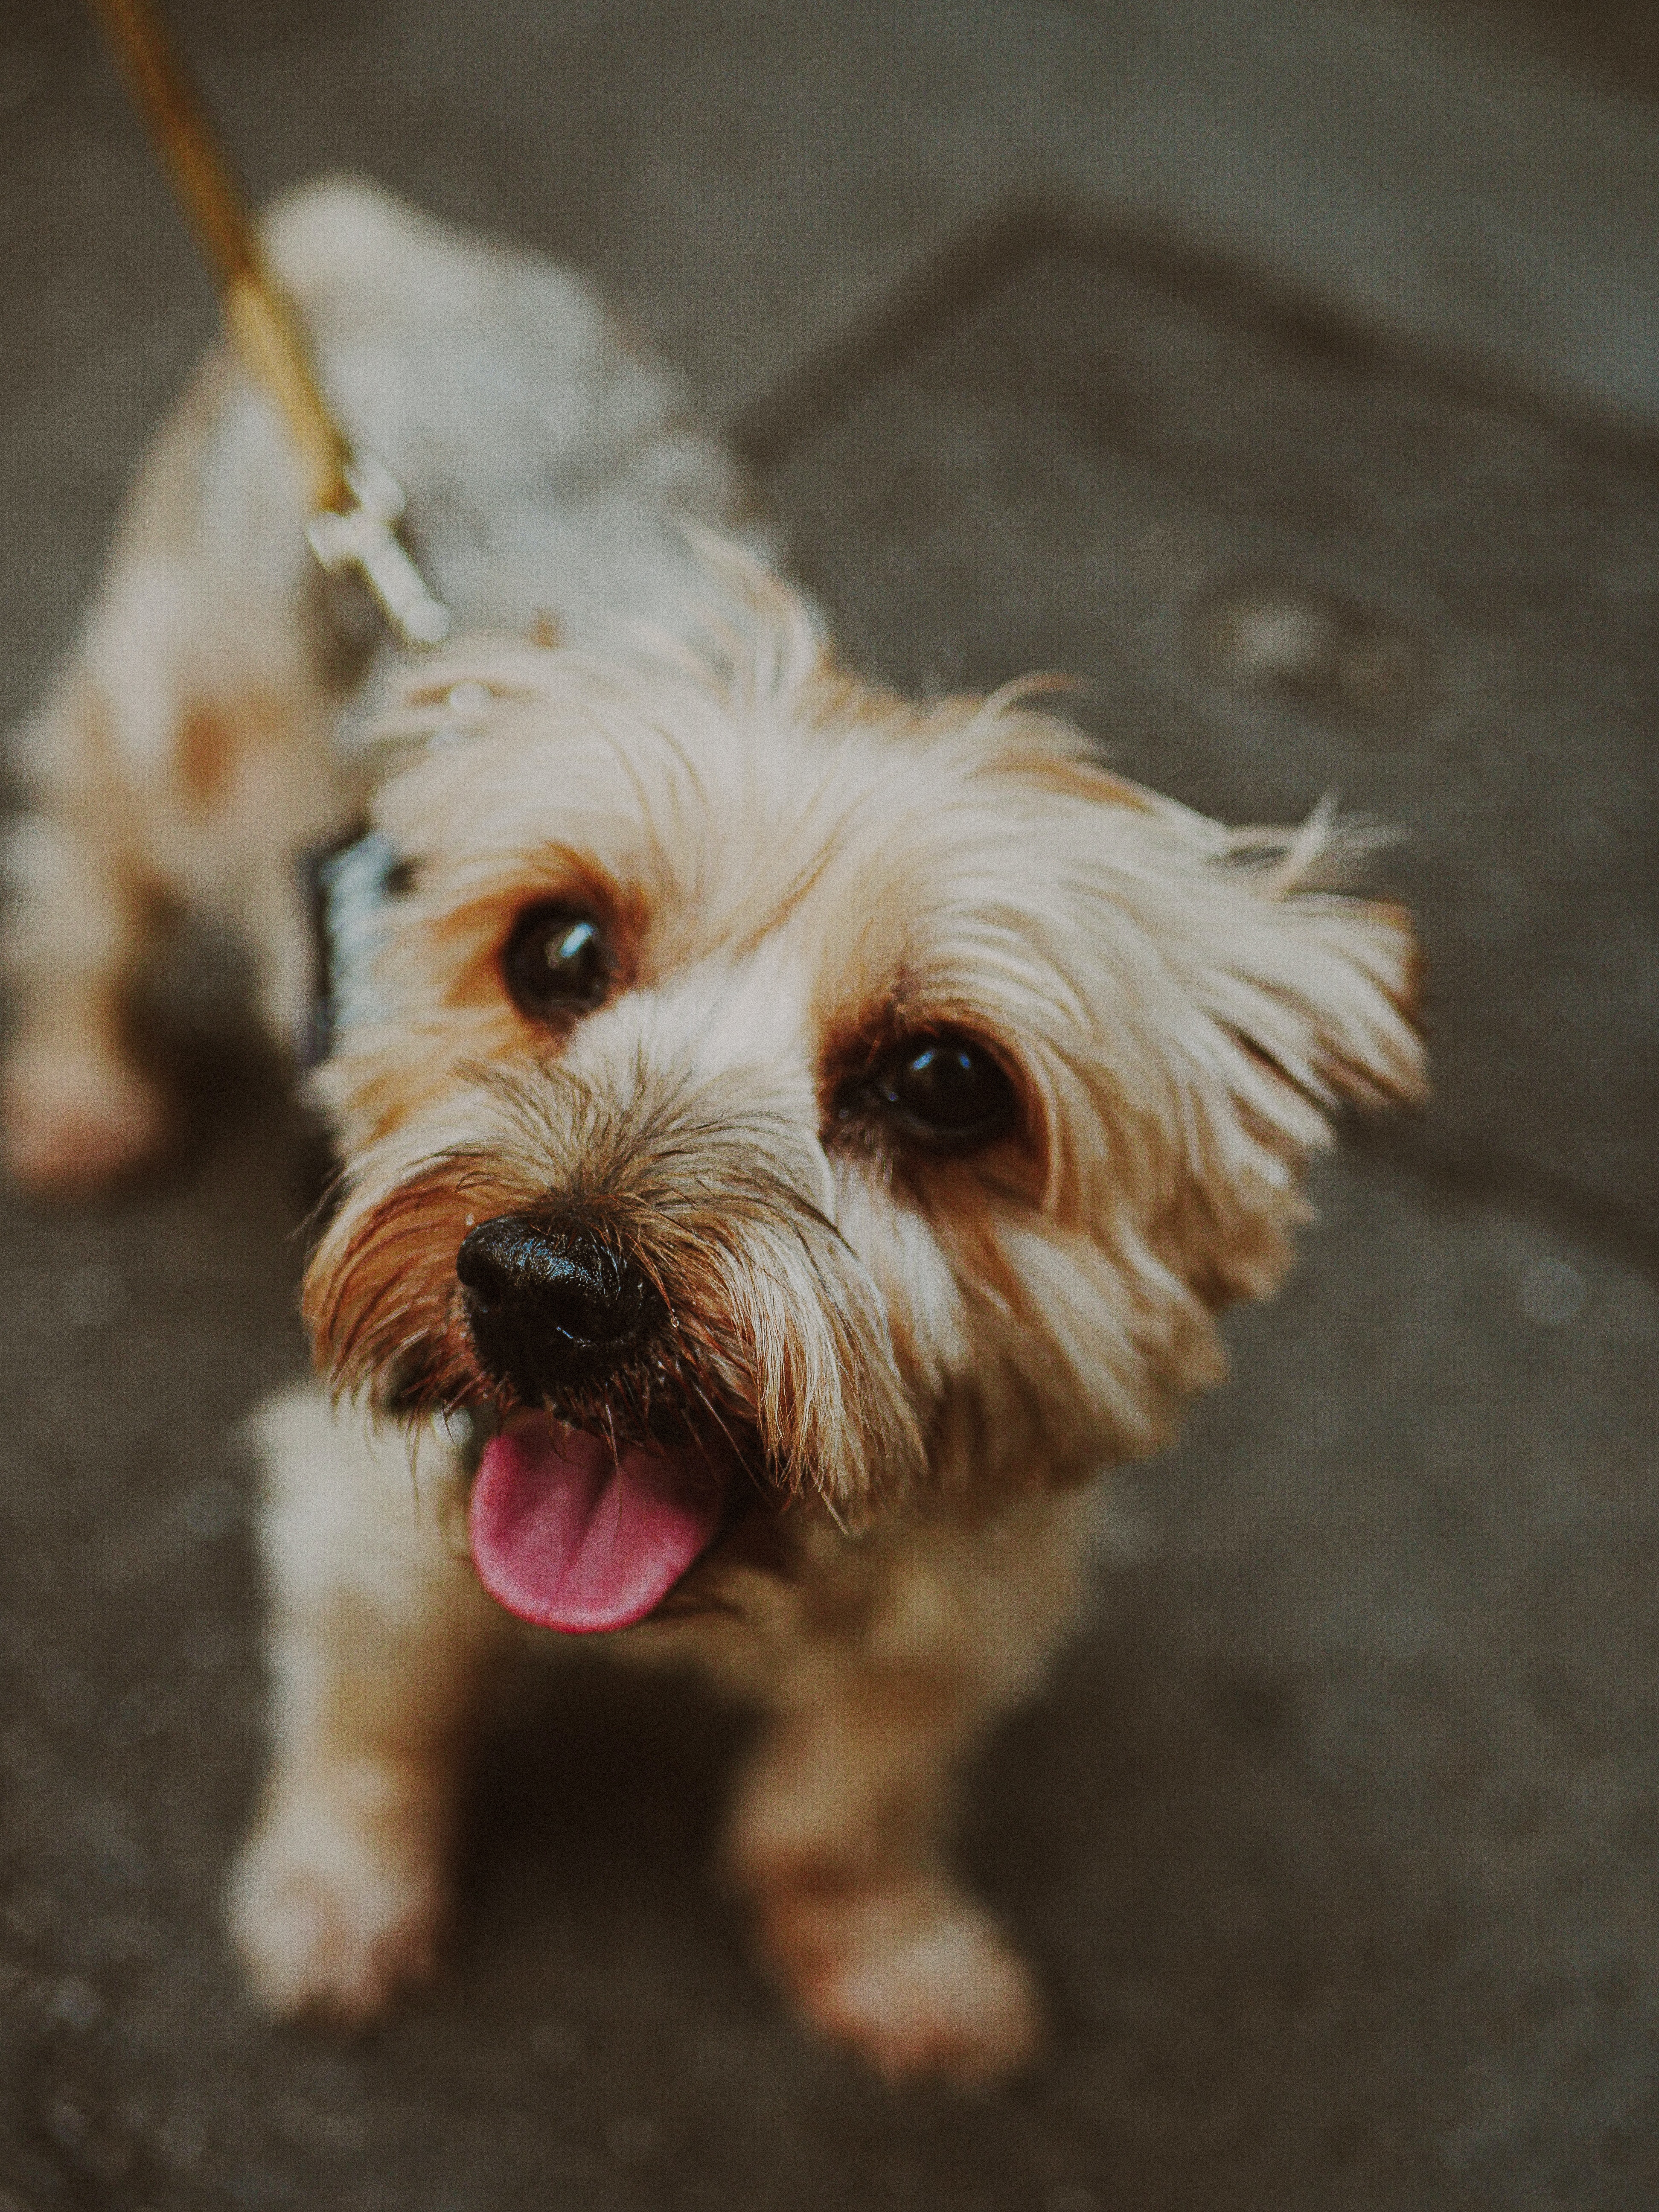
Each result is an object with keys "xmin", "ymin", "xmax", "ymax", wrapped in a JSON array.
[
  {"xmin": 1, "ymin": 178, "xmax": 764, "ymax": 1183},
  {"xmin": 263, "ymin": 177, "xmax": 763, "ymax": 643}
]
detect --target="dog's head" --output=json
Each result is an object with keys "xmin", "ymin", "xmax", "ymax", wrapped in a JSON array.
[{"xmin": 304, "ymin": 572, "xmax": 1422, "ymax": 1633}]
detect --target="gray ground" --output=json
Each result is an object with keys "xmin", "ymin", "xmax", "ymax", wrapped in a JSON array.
[{"xmin": 2, "ymin": 3, "xmax": 1657, "ymax": 2207}]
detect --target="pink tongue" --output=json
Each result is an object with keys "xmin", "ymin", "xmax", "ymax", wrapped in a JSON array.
[{"xmin": 468, "ymin": 1419, "xmax": 728, "ymax": 1633}]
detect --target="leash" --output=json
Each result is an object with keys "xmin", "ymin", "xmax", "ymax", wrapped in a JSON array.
[{"xmin": 89, "ymin": 0, "xmax": 453, "ymax": 652}]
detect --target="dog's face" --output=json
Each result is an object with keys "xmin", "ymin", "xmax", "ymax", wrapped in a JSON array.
[{"xmin": 304, "ymin": 584, "xmax": 1421, "ymax": 1632}]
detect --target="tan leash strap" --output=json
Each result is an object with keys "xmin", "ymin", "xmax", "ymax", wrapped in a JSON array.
[{"xmin": 89, "ymin": 0, "xmax": 452, "ymax": 649}]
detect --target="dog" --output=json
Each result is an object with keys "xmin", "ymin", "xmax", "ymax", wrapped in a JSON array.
[{"xmin": 1, "ymin": 179, "xmax": 1423, "ymax": 2084}]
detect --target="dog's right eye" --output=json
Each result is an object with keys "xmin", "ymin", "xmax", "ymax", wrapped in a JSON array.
[
  {"xmin": 501, "ymin": 902, "xmax": 611, "ymax": 1021},
  {"xmin": 843, "ymin": 1030, "xmax": 1020, "ymax": 1151}
]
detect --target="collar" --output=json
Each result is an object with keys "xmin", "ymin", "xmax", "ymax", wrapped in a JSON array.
[{"xmin": 299, "ymin": 824, "xmax": 409, "ymax": 1067}]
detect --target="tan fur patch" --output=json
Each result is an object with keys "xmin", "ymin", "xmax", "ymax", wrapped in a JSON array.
[{"xmin": 178, "ymin": 702, "xmax": 238, "ymax": 811}]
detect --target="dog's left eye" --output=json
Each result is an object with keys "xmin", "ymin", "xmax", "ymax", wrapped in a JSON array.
[
  {"xmin": 861, "ymin": 1033, "xmax": 1019, "ymax": 1148},
  {"xmin": 501, "ymin": 902, "xmax": 611, "ymax": 1020}
]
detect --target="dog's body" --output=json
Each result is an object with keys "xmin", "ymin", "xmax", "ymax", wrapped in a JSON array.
[{"xmin": 2, "ymin": 180, "xmax": 1423, "ymax": 2083}]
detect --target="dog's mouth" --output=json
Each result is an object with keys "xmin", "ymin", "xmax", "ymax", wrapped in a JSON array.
[{"xmin": 466, "ymin": 1410, "xmax": 734, "ymax": 1634}]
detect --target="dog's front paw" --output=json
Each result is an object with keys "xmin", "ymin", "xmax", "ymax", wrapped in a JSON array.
[
  {"xmin": 761, "ymin": 1877, "xmax": 1044, "ymax": 2087},
  {"xmin": 227, "ymin": 1775, "xmax": 448, "ymax": 2026},
  {"xmin": 1, "ymin": 1031, "xmax": 168, "ymax": 1195}
]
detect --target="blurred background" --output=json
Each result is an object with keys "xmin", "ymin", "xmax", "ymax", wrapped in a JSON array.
[{"xmin": 2, "ymin": 3, "xmax": 1657, "ymax": 2207}]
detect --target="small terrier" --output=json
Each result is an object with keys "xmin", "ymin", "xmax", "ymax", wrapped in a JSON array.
[{"xmin": 2, "ymin": 180, "xmax": 1422, "ymax": 2083}]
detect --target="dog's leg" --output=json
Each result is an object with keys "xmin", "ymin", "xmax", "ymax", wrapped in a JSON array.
[
  {"xmin": 2, "ymin": 349, "xmax": 351, "ymax": 1196},
  {"xmin": 731, "ymin": 1669, "xmax": 1039, "ymax": 2085},
  {"xmin": 728, "ymin": 1502, "xmax": 1093, "ymax": 2086},
  {"xmin": 228, "ymin": 1385, "xmax": 504, "ymax": 2023},
  {"xmin": 0, "ymin": 681, "xmax": 172, "ymax": 1194}
]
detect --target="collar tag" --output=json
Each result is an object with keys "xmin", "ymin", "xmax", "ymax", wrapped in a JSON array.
[{"xmin": 299, "ymin": 827, "xmax": 407, "ymax": 1065}]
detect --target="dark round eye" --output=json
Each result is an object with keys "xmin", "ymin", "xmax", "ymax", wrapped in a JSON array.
[
  {"xmin": 501, "ymin": 902, "xmax": 611, "ymax": 1021},
  {"xmin": 867, "ymin": 1033, "xmax": 1018, "ymax": 1148}
]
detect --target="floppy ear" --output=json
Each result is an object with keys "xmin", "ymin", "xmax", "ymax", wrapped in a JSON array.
[{"xmin": 1108, "ymin": 788, "xmax": 1426, "ymax": 1308}]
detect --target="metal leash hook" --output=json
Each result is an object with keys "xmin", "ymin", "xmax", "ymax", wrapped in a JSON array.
[
  {"xmin": 307, "ymin": 454, "xmax": 453, "ymax": 651},
  {"xmin": 89, "ymin": 0, "xmax": 453, "ymax": 652}
]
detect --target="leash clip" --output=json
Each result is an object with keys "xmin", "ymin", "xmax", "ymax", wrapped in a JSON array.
[
  {"xmin": 307, "ymin": 452, "xmax": 454, "ymax": 652},
  {"xmin": 90, "ymin": 0, "xmax": 455, "ymax": 655}
]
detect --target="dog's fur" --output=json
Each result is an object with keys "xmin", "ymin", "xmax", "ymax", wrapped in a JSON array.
[{"xmin": 1, "ymin": 180, "xmax": 1423, "ymax": 2083}]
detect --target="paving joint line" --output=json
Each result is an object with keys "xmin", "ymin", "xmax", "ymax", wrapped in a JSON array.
[
  {"xmin": 1345, "ymin": 1115, "xmax": 1659, "ymax": 1285},
  {"xmin": 732, "ymin": 192, "xmax": 1659, "ymax": 474}
]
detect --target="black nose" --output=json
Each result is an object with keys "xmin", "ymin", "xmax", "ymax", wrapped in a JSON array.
[{"xmin": 457, "ymin": 1214, "xmax": 661, "ymax": 1401}]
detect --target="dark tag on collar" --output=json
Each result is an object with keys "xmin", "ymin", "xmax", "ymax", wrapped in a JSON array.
[{"xmin": 298, "ymin": 824, "xmax": 409, "ymax": 1066}]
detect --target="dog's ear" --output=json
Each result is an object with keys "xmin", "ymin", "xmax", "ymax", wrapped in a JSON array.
[
  {"xmin": 1155, "ymin": 792, "xmax": 1423, "ymax": 1305},
  {"xmin": 1047, "ymin": 770, "xmax": 1425, "ymax": 1308}
]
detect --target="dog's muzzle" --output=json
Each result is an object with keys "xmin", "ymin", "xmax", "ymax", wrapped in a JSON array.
[
  {"xmin": 455, "ymin": 1214, "xmax": 733, "ymax": 1636},
  {"xmin": 456, "ymin": 1214, "xmax": 662, "ymax": 1403}
]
